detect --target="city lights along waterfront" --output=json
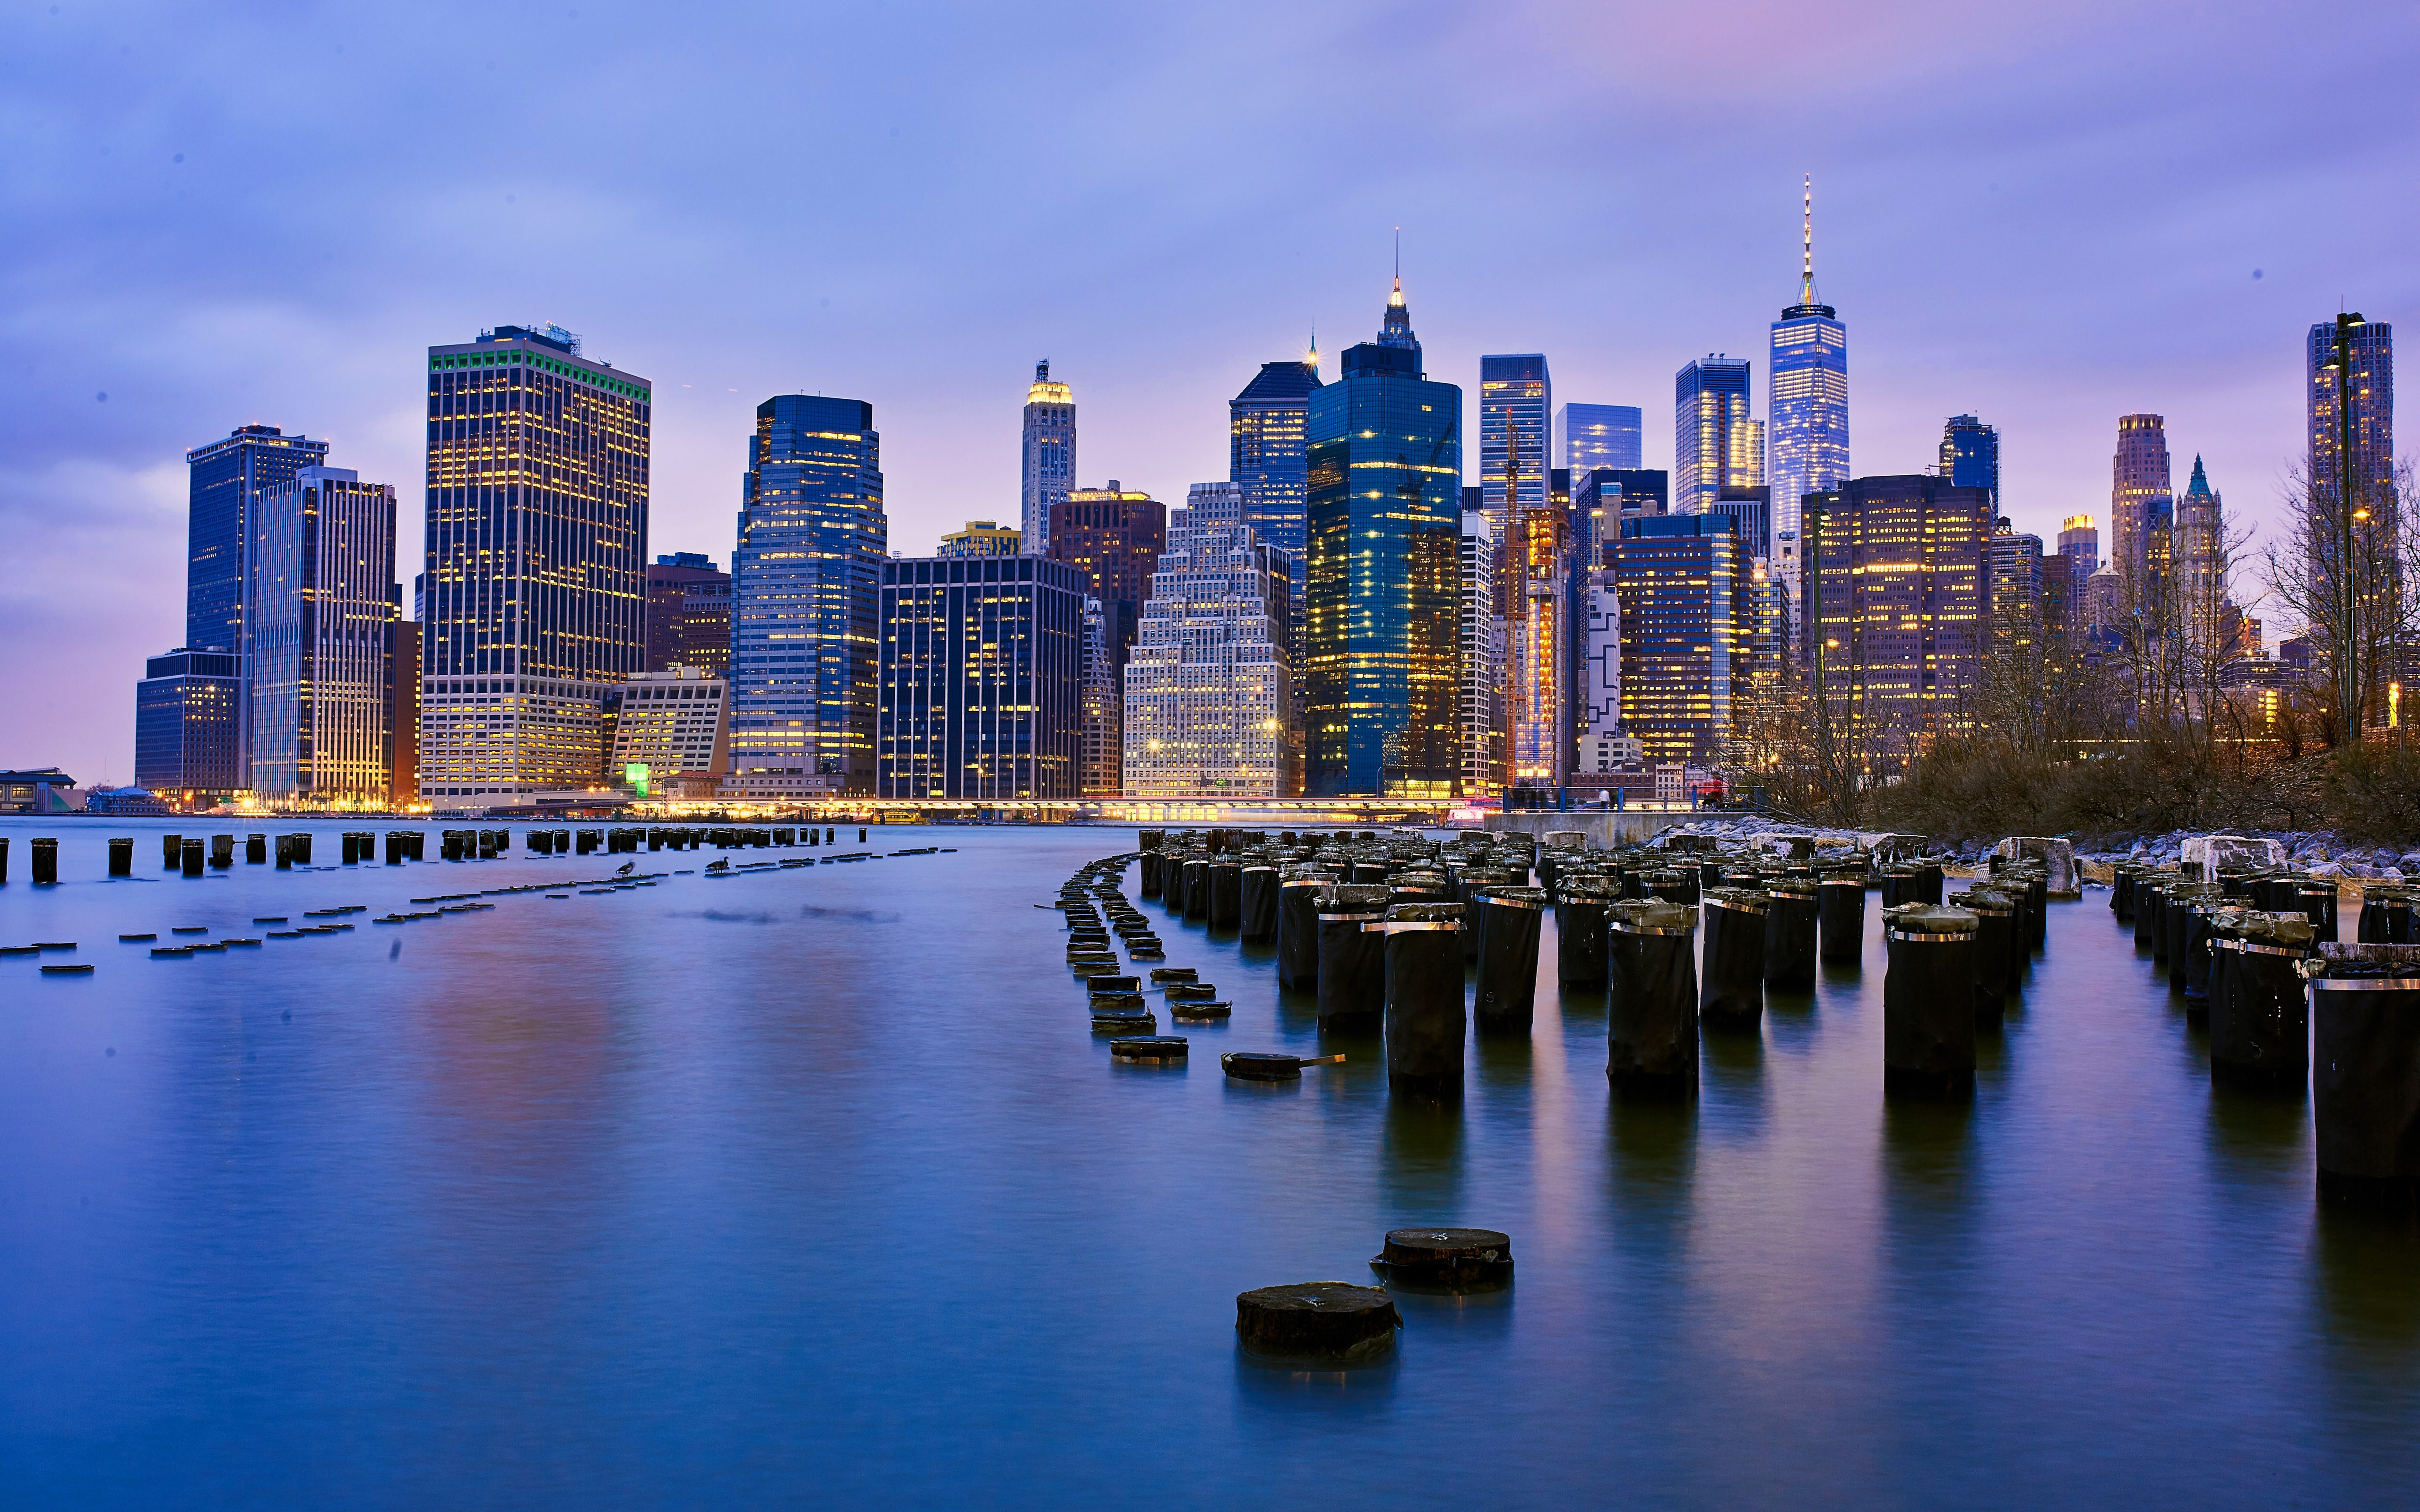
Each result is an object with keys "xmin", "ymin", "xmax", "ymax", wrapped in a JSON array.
[{"xmin": 2, "ymin": 817, "xmax": 2416, "ymax": 1506}]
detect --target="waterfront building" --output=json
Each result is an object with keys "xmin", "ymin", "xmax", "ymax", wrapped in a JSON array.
[
  {"xmin": 607, "ymin": 665, "xmax": 729, "ymax": 794},
  {"xmin": 1505, "ymin": 501, "xmax": 1572, "ymax": 788},
  {"xmin": 1613, "ymin": 515, "xmax": 1746, "ymax": 765},
  {"xmin": 1556, "ymin": 403, "xmax": 1643, "ymax": 472},
  {"xmin": 728, "ymin": 395, "xmax": 886, "ymax": 800},
  {"xmin": 134, "ymin": 647, "xmax": 245, "ymax": 803},
  {"xmin": 645, "ymin": 552, "xmax": 733, "ymax": 675},
  {"xmin": 1941, "ymin": 414, "xmax": 2001, "ymax": 507},
  {"xmin": 1078, "ymin": 597, "xmax": 1120, "ymax": 796},
  {"xmin": 419, "ymin": 324, "xmax": 649, "ymax": 801},
  {"xmin": 1121, "ymin": 482, "xmax": 1298, "ymax": 798},
  {"xmin": 1675, "ymin": 356, "xmax": 1755, "ymax": 516},
  {"xmin": 875, "ymin": 555, "xmax": 1084, "ymax": 800},
  {"xmin": 388, "ymin": 617, "xmax": 418, "ymax": 804},
  {"xmin": 2111, "ymin": 413, "xmax": 2172, "ymax": 592},
  {"xmin": 1457, "ymin": 510, "xmax": 1506, "ymax": 798},
  {"xmin": 0, "ymin": 770, "xmax": 80, "ymax": 815},
  {"xmin": 246, "ymin": 465, "xmax": 397, "ymax": 802},
  {"xmin": 1020, "ymin": 361, "xmax": 1076, "ymax": 554},
  {"xmin": 937, "ymin": 521, "xmax": 1022, "ymax": 558},
  {"xmin": 1767, "ymin": 181, "xmax": 1850, "ymax": 621},
  {"xmin": 1304, "ymin": 274, "xmax": 1463, "ymax": 797},
  {"xmin": 1800, "ymin": 476, "xmax": 1994, "ymax": 770},
  {"xmin": 185, "ymin": 424, "xmax": 330, "ymax": 665}
]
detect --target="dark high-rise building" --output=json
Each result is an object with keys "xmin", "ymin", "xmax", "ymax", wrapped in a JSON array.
[
  {"xmin": 135, "ymin": 647, "xmax": 245, "ymax": 804},
  {"xmin": 1614, "ymin": 515, "xmax": 1746, "ymax": 765},
  {"xmin": 1940, "ymin": 414, "xmax": 2001, "ymax": 507},
  {"xmin": 2308, "ymin": 315, "xmax": 2394, "ymax": 505},
  {"xmin": 419, "ymin": 323, "xmax": 649, "ymax": 800},
  {"xmin": 876, "ymin": 555, "xmax": 1083, "ymax": 799},
  {"xmin": 1801, "ymin": 476, "xmax": 1995, "ymax": 771},
  {"xmin": 1231, "ymin": 357, "xmax": 1322, "ymax": 567},
  {"xmin": 185, "ymin": 424, "xmax": 329, "ymax": 655},
  {"xmin": 645, "ymin": 551, "xmax": 733, "ymax": 675},
  {"xmin": 1046, "ymin": 483, "xmax": 1166, "ymax": 670},
  {"xmin": 729, "ymin": 395, "xmax": 886, "ymax": 799},
  {"xmin": 247, "ymin": 466, "xmax": 398, "ymax": 801},
  {"xmin": 2111, "ymin": 413, "xmax": 2171, "ymax": 591},
  {"xmin": 1303, "ymin": 275, "xmax": 1463, "ymax": 797}
]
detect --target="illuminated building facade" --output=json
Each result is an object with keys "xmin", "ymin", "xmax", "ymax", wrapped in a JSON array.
[
  {"xmin": 938, "ymin": 521, "xmax": 1023, "ymax": 558},
  {"xmin": 607, "ymin": 665, "xmax": 729, "ymax": 792},
  {"xmin": 1047, "ymin": 483, "xmax": 1166, "ymax": 792},
  {"xmin": 729, "ymin": 395, "xmax": 887, "ymax": 799},
  {"xmin": 1020, "ymin": 361, "xmax": 1075, "ymax": 554},
  {"xmin": 1940, "ymin": 414, "xmax": 2001, "ymax": 506},
  {"xmin": 875, "ymin": 555, "xmax": 1083, "ymax": 800},
  {"xmin": 1480, "ymin": 354, "xmax": 1552, "ymax": 534},
  {"xmin": 1304, "ymin": 276, "xmax": 1463, "ymax": 797},
  {"xmin": 1580, "ymin": 564, "xmax": 1621, "ymax": 751},
  {"xmin": 2111, "ymin": 413, "xmax": 2172, "ymax": 591},
  {"xmin": 1556, "ymin": 403, "xmax": 1643, "ymax": 472},
  {"xmin": 246, "ymin": 466, "xmax": 397, "ymax": 801},
  {"xmin": 645, "ymin": 552, "xmax": 732, "ymax": 675},
  {"xmin": 1079, "ymin": 597, "xmax": 1119, "ymax": 795},
  {"xmin": 1231, "ymin": 357, "xmax": 1321, "ymax": 568},
  {"xmin": 419, "ymin": 324, "xmax": 649, "ymax": 801},
  {"xmin": 1121, "ymin": 482, "xmax": 1299, "ymax": 798},
  {"xmin": 2307, "ymin": 315, "xmax": 2394, "ymax": 506},
  {"xmin": 1505, "ymin": 502, "xmax": 1571, "ymax": 787},
  {"xmin": 1989, "ymin": 522, "xmax": 2045, "ymax": 634},
  {"xmin": 1675, "ymin": 356, "xmax": 1756, "ymax": 516},
  {"xmin": 1767, "ymin": 180, "xmax": 1849, "ymax": 619},
  {"xmin": 135, "ymin": 647, "xmax": 245, "ymax": 804},
  {"xmin": 2175, "ymin": 455, "xmax": 2226, "ymax": 625},
  {"xmin": 1801, "ymin": 476, "xmax": 1994, "ymax": 768},
  {"xmin": 1614, "ymin": 515, "xmax": 1746, "ymax": 764},
  {"xmin": 1457, "ymin": 510, "xmax": 1506, "ymax": 796},
  {"xmin": 186, "ymin": 424, "xmax": 329, "ymax": 663}
]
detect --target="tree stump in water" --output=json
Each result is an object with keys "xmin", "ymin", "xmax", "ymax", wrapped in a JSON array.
[{"xmin": 1235, "ymin": 1282, "xmax": 1400, "ymax": 1363}]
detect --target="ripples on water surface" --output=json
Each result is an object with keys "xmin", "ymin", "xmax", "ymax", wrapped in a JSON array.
[{"xmin": 0, "ymin": 820, "xmax": 2415, "ymax": 1508}]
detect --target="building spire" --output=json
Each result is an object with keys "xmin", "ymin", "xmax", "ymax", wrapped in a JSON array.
[
  {"xmin": 1377, "ymin": 232, "xmax": 1418, "ymax": 351},
  {"xmin": 1783, "ymin": 176, "xmax": 1835, "ymax": 319},
  {"xmin": 1389, "ymin": 226, "xmax": 1404, "ymax": 308}
]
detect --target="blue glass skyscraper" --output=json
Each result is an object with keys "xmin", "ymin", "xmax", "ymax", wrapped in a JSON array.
[
  {"xmin": 1304, "ymin": 275, "xmax": 1463, "ymax": 797},
  {"xmin": 1940, "ymin": 414, "xmax": 2000, "ymax": 507},
  {"xmin": 185, "ymin": 424, "xmax": 329, "ymax": 653},
  {"xmin": 1767, "ymin": 179, "xmax": 1850, "ymax": 620},
  {"xmin": 728, "ymin": 395, "xmax": 888, "ymax": 799},
  {"xmin": 1231, "ymin": 356, "xmax": 1322, "ymax": 562},
  {"xmin": 1675, "ymin": 357, "xmax": 1754, "ymax": 516},
  {"xmin": 1554, "ymin": 403, "xmax": 1643, "ymax": 472}
]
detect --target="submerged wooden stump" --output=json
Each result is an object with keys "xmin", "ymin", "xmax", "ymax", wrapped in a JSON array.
[
  {"xmin": 1370, "ymin": 1228, "xmax": 1515, "ymax": 1291},
  {"xmin": 1235, "ymin": 1282, "xmax": 1400, "ymax": 1363}
]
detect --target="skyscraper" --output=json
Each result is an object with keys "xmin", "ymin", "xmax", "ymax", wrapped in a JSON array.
[
  {"xmin": 1989, "ymin": 520, "xmax": 2046, "ymax": 627},
  {"xmin": 2111, "ymin": 413, "xmax": 2172, "ymax": 590},
  {"xmin": 185, "ymin": 424, "xmax": 330, "ymax": 655},
  {"xmin": 875, "ymin": 555, "xmax": 1083, "ymax": 800},
  {"xmin": 134, "ymin": 647, "xmax": 244, "ymax": 804},
  {"xmin": 1231, "ymin": 355, "xmax": 1322, "ymax": 569},
  {"xmin": 1020, "ymin": 361, "xmax": 1075, "ymax": 554},
  {"xmin": 2054, "ymin": 515, "xmax": 2100, "ymax": 635},
  {"xmin": 1047, "ymin": 482, "xmax": 1167, "ymax": 789},
  {"xmin": 1456, "ymin": 509, "xmax": 1505, "ymax": 797},
  {"xmin": 1766, "ymin": 180, "xmax": 1850, "ymax": 616},
  {"xmin": 1800, "ymin": 476, "xmax": 1994, "ymax": 771},
  {"xmin": 2175, "ymin": 455, "xmax": 2230, "ymax": 642},
  {"xmin": 1614, "ymin": 515, "xmax": 1746, "ymax": 765},
  {"xmin": 2307, "ymin": 315, "xmax": 2394, "ymax": 505},
  {"xmin": 1304, "ymin": 273, "xmax": 1463, "ymax": 797},
  {"xmin": 1940, "ymin": 414, "xmax": 2000, "ymax": 506},
  {"xmin": 1555, "ymin": 403, "xmax": 1644, "ymax": 472},
  {"xmin": 1078, "ymin": 597, "xmax": 1119, "ymax": 796},
  {"xmin": 419, "ymin": 324, "xmax": 649, "ymax": 801},
  {"xmin": 1479, "ymin": 354, "xmax": 1552, "ymax": 532},
  {"xmin": 727, "ymin": 394, "xmax": 886, "ymax": 799},
  {"xmin": 1122, "ymin": 482, "xmax": 1299, "ymax": 798},
  {"xmin": 645, "ymin": 552, "xmax": 732, "ymax": 675},
  {"xmin": 1675, "ymin": 356, "xmax": 1754, "ymax": 518},
  {"xmin": 1505, "ymin": 500, "xmax": 1572, "ymax": 787},
  {"xmin": 246, "ymin": 465, "xmax": 397, "ymax": 801}
]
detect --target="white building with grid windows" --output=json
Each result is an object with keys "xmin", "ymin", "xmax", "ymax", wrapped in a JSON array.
[
  {"xmin": 1120, "ymin": 483, "xmax": 1297, "ymax": 798},
  {"xmin": 610, "ymin": 665, "xmax": 728, "ymax": 791}
]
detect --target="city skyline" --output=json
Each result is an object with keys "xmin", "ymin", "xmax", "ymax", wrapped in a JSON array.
[{"xmin": 4, "ymin": 3, "xmax": 2415, "ymax": 782}]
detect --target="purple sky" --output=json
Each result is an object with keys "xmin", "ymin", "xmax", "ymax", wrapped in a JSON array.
[{"xmin": 4, "ymin": 1, "xmax": 2414, "ymax": 784}]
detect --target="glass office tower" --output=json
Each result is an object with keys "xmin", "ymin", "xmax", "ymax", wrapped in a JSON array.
[
  {"xmin": 247, "ymin": 465, "xmax": 398, "ymax": 800},
  {"xmin": 1614, "ymin": 515, "xmax": 1746, "ymax": 765},
  {"xmin": 1231, "ymin": 357, "xmax": 1322, "ymax": 564},
  {"xmin": 1555, "ymin": 403, "xmax": 1643, "ymax": 472},
  {"xmin": 1479, "ymin": 354, "xmax": 1552, "ymax": 532},
  {"xmin": 185, "ymin": 424, "xmax": 329, "ymax": 654},
  {"xmin": 1675, "ymin": 356, "xmax": 1754, "ymax": 516},
  {"xmin": 1768, "ymin": 181, "xmax": 1850, "ymax": 621},
  {"xmin": 876, "ymin": 555, "xmax": 1083, "ymax": 800},
  {"xmin": 729, "ymin": 395, "xmax": 887, "ymax": 799},
  {"xmin": 1940, "ymin": 414, "xmax": 2000, "ymax": 506},
  {"xmin": 419, "ymin": 324, "xmax": 649, "ymax": 800},
  {"xmin": 1304, "ymin": 276, "xmax": 1463, "ymax": 797}
]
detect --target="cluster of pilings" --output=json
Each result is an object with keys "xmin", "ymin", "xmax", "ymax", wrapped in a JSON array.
[
  {"xmin": 2112, "ymin": 856, "xmax": 2420, "ymax": 1210},
  {"xmin": 1235, "ymin": 1225, "xmax": 1516, "ymax": 1366}
]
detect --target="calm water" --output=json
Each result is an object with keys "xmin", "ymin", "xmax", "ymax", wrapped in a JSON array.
[{"xmin": 1, "ymin": 819, "xmax": 2415, "ymax": 1508}]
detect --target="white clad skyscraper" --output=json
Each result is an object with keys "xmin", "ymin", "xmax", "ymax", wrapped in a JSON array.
[
  {"xmin": 1767, "ymin": 178, "xmax": 1849, "ymax": 622},
  {"xmin": 1020, "ymin": 361, "xmax": 1075, "ymax": 554}
]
